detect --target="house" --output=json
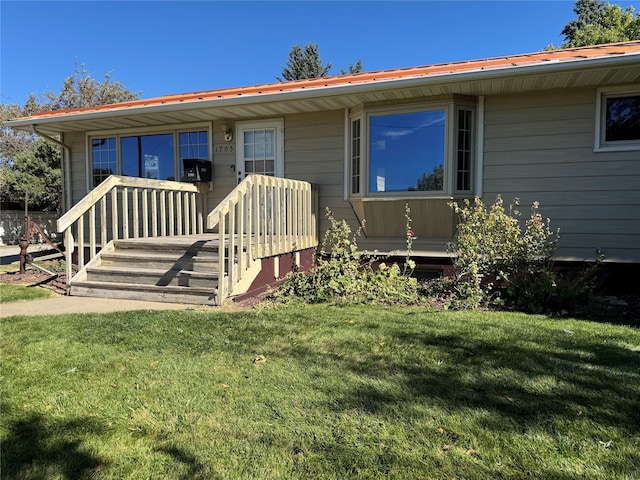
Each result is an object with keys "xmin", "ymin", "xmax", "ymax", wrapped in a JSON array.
[{"xmin": 6, "ymin": 41, "xmax": 640, "ymax": 304}]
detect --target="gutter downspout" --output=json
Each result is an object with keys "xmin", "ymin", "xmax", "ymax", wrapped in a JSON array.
[{"xmin": 31, "ymin": 125, "xmax": 72, "ymax": 212}]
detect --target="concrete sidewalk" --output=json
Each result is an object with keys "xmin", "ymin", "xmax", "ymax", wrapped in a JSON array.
[{"xmin": 0, "ymin": 295, "xmax": 201, "ymax": 318}]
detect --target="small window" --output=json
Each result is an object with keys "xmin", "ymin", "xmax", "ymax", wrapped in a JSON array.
[
  {"xmin": 596, "ymin": 89, "xmax": 640, "ymax": 151},
  {"xmin": 456, "ymin": 108, "xmax": 473, "ymax": 192},
  {"xmin": 350, "ymin": 118, "xmax": 361, "ymax": 195},
  {"xmin": 91, "ymin": 137, "xmax": 116, "ymax": 187}
]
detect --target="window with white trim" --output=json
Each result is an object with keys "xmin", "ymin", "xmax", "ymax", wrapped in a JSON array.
[
  {"xmin": 595, "ymin": 88, "xmax": 640, "ymax": 151},
  {"xmin": 349, "ymin": 100, "xmax": 475, "ymax": 197},
  {"xmin": 90, "ymin": 128, "xmax": 210, "ymax": 187}
]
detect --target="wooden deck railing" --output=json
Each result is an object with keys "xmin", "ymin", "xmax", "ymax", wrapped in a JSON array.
[
  {"xmin": 57, "ymin": 175, "xmax": 202, "ymax": 283},
  {"xmin": 207, "ymin": 174, "xmax": 318, "ymax": 302}
]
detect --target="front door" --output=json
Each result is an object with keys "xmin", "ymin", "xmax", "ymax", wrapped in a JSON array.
[{"xmin": 235, "ymin": 119, "xmax": 284, "ymax": 183}]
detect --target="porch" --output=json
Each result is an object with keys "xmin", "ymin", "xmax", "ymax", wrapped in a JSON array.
[{"xmin": 57, "ymin": 174, "xmax": 318, "ymax": 305}]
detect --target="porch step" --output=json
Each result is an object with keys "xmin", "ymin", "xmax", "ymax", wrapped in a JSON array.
[
  {"xmin": 69, "ymin": 237, "xmax": 227, "ymax": 305},
  {"xmin": 85, "ymin": 266, "xmax": 218, "ymax": 289},
  {"xmin": 99, "ymin": 251, "xmax": 219, "ymax": 272},
  {"xmin": 70, "ymin": 281, "xmax": 218, "ymax": 305}
]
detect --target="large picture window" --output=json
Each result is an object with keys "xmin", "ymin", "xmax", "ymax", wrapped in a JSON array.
[
  {"xmin": 350, "ymin": 101, "xmax": 475, "ymax": 197},
  {"xmin": 90, "ymin": 128, "xmax": 209, "ymax": 187},
  {"xmin": 370, "ymin": 110, "xmax": 445, "ymax": 193}
]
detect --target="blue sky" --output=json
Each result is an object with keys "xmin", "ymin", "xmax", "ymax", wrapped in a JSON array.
[{"xmin": 1, "ymin": 1, "xmax": 638, "ymax": 106}]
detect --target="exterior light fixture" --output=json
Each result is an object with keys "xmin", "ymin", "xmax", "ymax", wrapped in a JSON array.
[{"xmin": 221, "ymin": 123, "xmax": 233, "ymax": 142}]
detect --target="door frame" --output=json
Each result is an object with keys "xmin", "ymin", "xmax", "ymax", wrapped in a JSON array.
[{"xmin": 235, "ymin": 119, "xmax": 284, "ymax": 182}]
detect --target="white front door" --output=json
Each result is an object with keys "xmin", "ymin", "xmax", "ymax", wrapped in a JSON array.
[{"xmin": 235, "ymin": 119, "xmax": 284, "ymax": 183}]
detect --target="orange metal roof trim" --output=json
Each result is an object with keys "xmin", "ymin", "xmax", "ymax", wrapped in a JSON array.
[{"xmin": 15, "ymin": 41, "xmax": 640, "ymax": 121}]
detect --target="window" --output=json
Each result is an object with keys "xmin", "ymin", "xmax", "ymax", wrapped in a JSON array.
[
  {"xmin": 349, "ymin": 101, "xmax": 475, "ymax": 197},
  {"xmin": 596, "ymin": 88, "xmax": 640, "ymax": 151},
  {"xmin": 91, "ymin": 137, "xmax": 117, "ymax": 187},
  {"xmin": 90, "ymin": 129, "xmax": 209, "ymax": 187},
  {"xmin": 351, "ymin": 118, "xmax": 361, "ymax": 195},
  {"xmin": 121, "ymin": 134, "xmax": 174, "ymax": 180}
]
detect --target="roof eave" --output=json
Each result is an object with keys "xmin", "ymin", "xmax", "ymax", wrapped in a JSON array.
[{"xmin": 6, "ymin": 51, "xmax": 640, "ymax": 132}]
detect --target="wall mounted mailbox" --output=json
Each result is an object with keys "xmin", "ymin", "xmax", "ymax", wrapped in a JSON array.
[{"xmin": 183, "ymin": 159, "xmax": 212, "ymax": 183}]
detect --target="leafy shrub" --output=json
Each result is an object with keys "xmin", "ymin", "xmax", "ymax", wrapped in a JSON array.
[
  {"xmin": 448, "ymin": 195, "xmax": 600, "ymax": 312},
  {"xmin": 272, "ymin": 207, "xmax": 420, "ymax": 305}
]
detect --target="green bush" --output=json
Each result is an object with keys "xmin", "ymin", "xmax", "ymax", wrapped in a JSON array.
[
  {"xmin": 448, "ymin": 195, "xmax": 601, "ymax": 312},
  {"xmin": 272, "ymin": 207, "xmax": 420, "ymax": 305}
]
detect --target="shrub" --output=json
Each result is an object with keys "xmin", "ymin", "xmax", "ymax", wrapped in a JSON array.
[
  {"xmin": 448, "ymin": 195, "xmax": 602, "ymax": 312},
  {"xmin": 272, "ymin": 207, "xmax": 420, "ymax": 305}
]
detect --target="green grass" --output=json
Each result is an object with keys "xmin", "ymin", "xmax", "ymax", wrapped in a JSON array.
[
  {"xmin": 0, "ymin": 283, "xmax": 53, "ymax": 303},
  {"xmin": 1, "ymin": 305, "xmax": 639, "ymax": 479}
]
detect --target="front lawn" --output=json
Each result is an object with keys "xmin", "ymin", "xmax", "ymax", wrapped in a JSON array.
[
  {"xmin": 0, "ymin": 283, "xmax": 53, "ymax": 303},
  {"xmin": 1, "ymin": 306, "xmax": 638, "ymax": 479}
]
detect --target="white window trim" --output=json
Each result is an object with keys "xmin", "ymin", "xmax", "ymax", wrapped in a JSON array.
[
  {"xmin": 594, "ymin": 86, "xmax": 640, "ymax": 152},
  {"xmin": 348, "ymin": 100, "xmax": 477, "ymax": 199},
  {"xmin": 86, "ymin": 122, "xmax": 213, "ymax": 192}
]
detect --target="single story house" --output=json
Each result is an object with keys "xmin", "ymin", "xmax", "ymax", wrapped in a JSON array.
[{"xmin": 6, "ymin": 41, "xmax": 640, "ymax": 304}]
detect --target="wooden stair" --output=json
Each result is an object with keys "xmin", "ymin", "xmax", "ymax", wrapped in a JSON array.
[{"xmin": 69, "ymin": 236, "xmax": 226, "ymax": 305}]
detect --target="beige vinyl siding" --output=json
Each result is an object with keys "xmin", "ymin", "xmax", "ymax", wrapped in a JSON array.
[
  {"xmin": 483, "ymin": 87, "xmax": 640, "ymax": 263},
  {"xmin": 283, "ymin": 110, "xmax": 359, "ymax": 237},
  {"xmin": 64, "ymin": 132, "xmax": 89, "ymax": 206},
  {"xmin": 208, "ymin": 124, "xmax": 237, "ymax": 212}
]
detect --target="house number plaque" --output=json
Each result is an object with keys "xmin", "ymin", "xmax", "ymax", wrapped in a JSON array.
[{"xmin": 214, "ymin": 145, "xmax": 234, "ymax": 154}]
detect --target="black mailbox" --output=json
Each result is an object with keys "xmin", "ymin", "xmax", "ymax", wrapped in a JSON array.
[{"xmin": 183, "ymin": 159, "xmax": 212, "ymax": 183}]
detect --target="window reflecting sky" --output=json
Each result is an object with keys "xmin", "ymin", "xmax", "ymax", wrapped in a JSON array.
[{"xmin": 369, "ymin": 110, "xmax": 445, "ymax": 192}]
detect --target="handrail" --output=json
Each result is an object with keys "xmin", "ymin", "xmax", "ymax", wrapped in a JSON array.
[
  {"xmin": 207, "ymin": 174, "xmax": 318, "ymax": 302},
  {"xmin": 58, "ymin": 175, "xmax": 197, "ymax": 232},
  {"xmin": 58, "ymin": 175, "xmax": 203, "ymax": 284}
]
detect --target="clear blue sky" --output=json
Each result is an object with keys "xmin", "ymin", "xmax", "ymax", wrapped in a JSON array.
[{"xmin": 1, "ymin": 1, "xmax": 637, "ymax": 106}]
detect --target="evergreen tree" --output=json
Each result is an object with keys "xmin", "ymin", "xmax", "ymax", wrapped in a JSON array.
[{"xmin": 278, "ymin": 43, "xmax": 332, "ymax": 81}]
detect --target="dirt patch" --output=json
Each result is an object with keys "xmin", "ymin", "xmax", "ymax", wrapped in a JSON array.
[{"xmin": 0, "ymin": 269, "xmax": 68, "ymax": 294}]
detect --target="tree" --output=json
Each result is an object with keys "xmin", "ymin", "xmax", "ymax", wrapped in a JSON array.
[
  {"xmin": 278, "ymin": 43, "xmax": 332, "ymax": 81},
  {"xmin": 340, "ymin": 59, "xmax": 363, "ymax": 75},
  {"xmin": 278, "ymin": 43, "xmax": 363, "ymax": 81},
  {"xmin": 561, "ymin": 0, "xmax": 605, "ymax": 45},
  {"xmin": 1, "ymin": 63, "xmax": 139, "ymax": 212},
  {"xmin": 23, "ymin": 62, "xmax": 140, "ymax": 115},
  {"xmin": 560, "ymin": 0, "xmax": 640, "ymax": 48},
  {"xmin": 1, "ymin": 138, "xmax": 61, "ymax": 212}
]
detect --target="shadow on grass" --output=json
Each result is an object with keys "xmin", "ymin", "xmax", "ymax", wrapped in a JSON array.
[
  {"xmin": 0, "ymin": 412, "xmax": 105, "ymax": 479},
  {"xmin": 154, "ymin": 445, "xmax": 208, "ymax": 480},
  {"xmin": 293, "ymin": 323, "xmax": 640, "ymax": 436}
]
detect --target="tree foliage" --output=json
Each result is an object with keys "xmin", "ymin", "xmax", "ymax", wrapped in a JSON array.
[
  {"xmin": 1, "ymin": 63, "xmax": 139, "ymax": 211},
  {"xmin": 278, "ymin": 43, "xmax": 362, "ymax": 81},
  {"xmin": 560, "ymin": 0, "xmax": 640, "ymax": 48},
  {"xmin": 23, "ymin": 62, "xmax": 140, "ymax": 115},
  {"xmin": 0, "ymin": 138, "xmax": 61, "ymax": 212}
]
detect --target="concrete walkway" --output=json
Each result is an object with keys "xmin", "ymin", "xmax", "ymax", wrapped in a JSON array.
[{"xmin": 0, "ymin": 295, "xmax": 199, "ymax": 318}]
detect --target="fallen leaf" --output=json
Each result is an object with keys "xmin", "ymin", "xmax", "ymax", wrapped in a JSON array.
[
  {"xmin": 254, "ymin": 355, "xmax": 267, "ymax": 364},
  {"xmin": 443, "ymin": 444, "xmax": 453, "ymax": 450},
  {"xmin": 465, "ymin": 449, "xmax": 475, "ymax": 455},
  {"xmin": 133, "ymin": 383, "xmax": 140, "ymax": 390},
  {"xmin": 111, "ymin": 383, "xmax": 118, "ymax": 388},
  {"xmin": 45, "ymin": 405, "xmax": 52, "ymax": 411},
  {"xmin": 436, "ymin": 428, "xmax": 445, "ymax": 434},
  {"xmin": 599, "ymin": 440, "xmax": 613, "ymax": 448},
  {"xmin": 221, "ymin": 383, "xmax": 230, "ymax": 388},
  {"xmin": 151, "ymin": 361, "xmax": 159, "ymax": 367}
]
